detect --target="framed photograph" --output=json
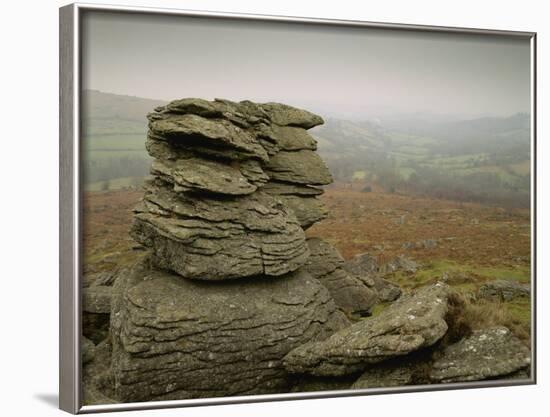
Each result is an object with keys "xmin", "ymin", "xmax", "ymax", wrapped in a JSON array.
[{"xmin": 59, "ymin": 2, "xmax": 536, "ymax": 414}]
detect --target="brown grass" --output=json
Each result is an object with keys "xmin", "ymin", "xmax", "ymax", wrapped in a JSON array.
[
  {"xmin": 308, "ymin": 187, "xmax": 531, "ymax": 268},
  {"xmin": 444, "ymin": 291, "xmax": 531, "ymax": 347}
]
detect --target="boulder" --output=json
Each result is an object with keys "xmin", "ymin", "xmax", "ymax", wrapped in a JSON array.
[
  {"xmin": 131, "ymin": 179, "xmax": 309, "ymax": 280},
  {"xmin": 283, "ymin": 283, "xmax": 450, "ymax": 376},
  {"xmin": 305, "ymin": 238, "xmax": 378, "ymax": 316},
  {"xmin": 478, "ymin": 280, "xmax": 530, "ymax": 302},
  {"xmin": 110, "ymin": 260, "xmax": 349, "ymax": 402},
  {"xmin": 430, "ymin": 327, "xmax": 531, "ymax": 383}
]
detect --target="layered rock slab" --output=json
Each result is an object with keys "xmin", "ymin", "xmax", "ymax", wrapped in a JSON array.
[
  {"xmin": 261, "ymin": 182, "xmax": 327, "ymax": 229},
  {"xmin": 110, "ymin": 260, "xmax": 350, "ymax": 402},
  {"xmin": 430, "ymin": 327, "xmax": 531, "ymax": 383},
  {"xmin": 283, "ymin": 283, "xmax": 450, "ymax": 376},
  {"xmin": 265, "ymin": 150, "xmax": 333, "ymax": 185},
  {"xmin": 304, "ymin": 238, "xmax": 378, "ymax": 315},
  {"xmin": 131, "ymin": 179, "xmax": 309, "ymax": 280}
]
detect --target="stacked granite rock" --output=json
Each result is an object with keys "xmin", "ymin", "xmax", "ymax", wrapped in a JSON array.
[{"xmin": 108, "ymin": 98, "xmax": 372, "ymax": 403}]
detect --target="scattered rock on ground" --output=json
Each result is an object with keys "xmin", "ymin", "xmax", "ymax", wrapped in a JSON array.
[
  {"xmin": 430, "ymin": 327, "xmax": 531, "ymax": 383},
  {"xmin": 379, "ymin": 255, "xmax": 420, "ymax": 275},
  {"xmin": 478, "ymin": 280, "xmax": 530, "ymax": 302}
]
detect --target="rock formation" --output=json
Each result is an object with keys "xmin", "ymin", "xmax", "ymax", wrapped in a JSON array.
[
  {"xmin": 83, "ymin": 98, "xmax": 531, "ymax": 405},
  {"xmin": 131, "ymin": 98, "xmax": 334, "ymax": 280},
  {"xmin": 105, "ymin": 99, "xmax": 365, "ymax": 403}
]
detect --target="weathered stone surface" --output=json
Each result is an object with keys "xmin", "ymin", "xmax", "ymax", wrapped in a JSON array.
[
  {"xmin": 351, "ymin": 362, "xmax": 415, "ymax": 389},
  {"xmin": 131, "ymin": 180, "xmax": 309, "ymax": 280},
  {"xmin": 146, "ymin": 138, "xmax": 269, "ymax": 188},
  {"xmin": 379, "ymin": 256, "xmax": 420, "ymax": 275},
  {"xmin": 149, "ymin": 113, "xmax": 269, "ymax": 162},
  {"xmin": 83, "ymin": 312, "xmax": 110, "ymax": 345},
  {"xmin": 344, "ymin": 254, "xmax": 402, "ymax": 302},
  {"xmin": 260, "ymin": 102, "xmax": 324, "ymax": 129},
  {"xmin": 270, "ymin": 124, "xmax": 318, "ymax": 151},
  {"xmin": 359, "ymin": 275, "xmax": 402, "ymax": 303},
  {"xmin": 82, "ymin": 336, "xmax": 96, "ymax": 365},
  {"xmin": 478, "ymin": 280, "xmax": 530, "ymax": 302},
  {"xmin": 83, "ymin": 285, "xmax": 113, "ymax": 314},
  {"xmin": 150, "ymin": 158, "xmax": 257, "ymax": 196},
  {"xmin": 290, "ymin": 376, "xmax": 354, "ymax": 393},
  {"xmin": 283, "ymin": 283, "xmax": 450, "ymax": 376},
  {"xmin": 266, "ymin": 150, "xmax": 333, "ymax": 185},
  {"xmin": 430, "ymin": 327, "xmax": 531, "ymax": 383},
  {"xmin": 111, "ymin": 260, "xmax": 350, "ymax": 402},
  {"xmin": 260, "ymin": 181, "xmax": 324, "ymax": 196},
  {"xmin": 83, "ymin": 338, "xmax": 117, "ymax": 405},
  {"xmin": 304, "ymin": 238, "xmax": 378, "ymax": 315},
  {"xmin": 275, "ymin": 195, "xmax": 328, "ymax": 229},
  {"xmin": 84, "ymin": 271, "xmax": 116, "ymax": 287},
  {"xmin": 344, "ymin": 253, "xmax": 380, "ymax": 275}
]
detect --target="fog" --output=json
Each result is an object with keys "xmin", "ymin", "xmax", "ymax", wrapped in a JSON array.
[{"xmin": 82, "ymin": 10, "xmax": 531, "ymax": 119}]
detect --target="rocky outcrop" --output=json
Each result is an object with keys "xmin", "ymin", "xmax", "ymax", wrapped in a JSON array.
[
  {"xmin": 305, "ymin": 238, "xmax": 378, "ymax": 316},
  {"xmin": 477, "ymin": 280, "xmax": 530, "ymax": 302},
  {"xmin": 111, "ymin": 260, "xmax": 348, "ymax": 402},
  {"xmin": 430, "ymin": 327, "xmax": 530, "ymax": 383},
  {"xmin": 283, "ymin": 283, "xmax": 450, "ymax": 376},
  {"xmin": 132, "ymin": 98, "xmax": 333, "ymax": 280}
]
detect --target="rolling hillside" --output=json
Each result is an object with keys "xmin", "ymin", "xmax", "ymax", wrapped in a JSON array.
[{"xmin": 81, "ymin": 90, "xmax": 531, "ymax": 207}]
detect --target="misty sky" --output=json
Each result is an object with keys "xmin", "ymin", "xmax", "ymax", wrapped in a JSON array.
[{"xmin": 81, "ymin": 11, "xmax": 532, "ymax": 119}]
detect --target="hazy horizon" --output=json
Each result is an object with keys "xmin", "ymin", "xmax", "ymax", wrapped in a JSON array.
[{"xmin": 82, "ymin": 10, "xmax": 532, "ymax": 120}]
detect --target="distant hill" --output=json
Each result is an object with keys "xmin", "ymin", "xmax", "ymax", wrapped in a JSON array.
[
  {"xmin": 82, "ymin": 89, "xmax": 166, "ymax": 137},
  {"xmin": 81, "ymin": 90, "xmax": 166, "ymax": 187},
  {"xmin": 312, "ymin": 113, "xmax": 531, "ymax": 207},
  {"xmin": 82, "ymin": 90, "xmax": 531, "ymax": 207}
]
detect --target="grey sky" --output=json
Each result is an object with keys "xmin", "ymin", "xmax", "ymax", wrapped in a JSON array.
[{"xmin": 81, "ymin": 11, "xmax": 531, "ymax": 119}]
